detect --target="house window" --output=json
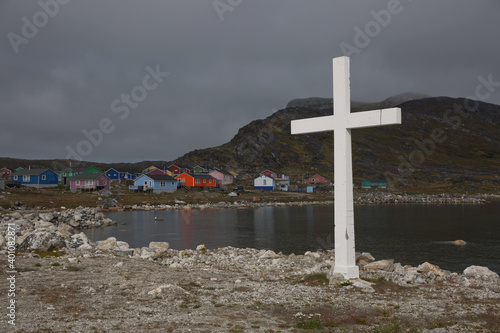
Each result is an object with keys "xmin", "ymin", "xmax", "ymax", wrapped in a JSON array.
[
  {"xmin": 14, "ymin": 176, "xmax": 18, "ymax": 181},
  {"xmin": 196, "ymin": 179, "xmax": 200, "ymax": 184},
  {"xmin": 86, "ymin": 181, "xmax": 93, "ymax": 186},
  {"xmin": 76, "ymin": 180, "xmax": 80, "ymax": 185},
  {"xmin": 103, "ymin": 181, "xmax": 107, "ymax": 185},
  {"xmin": 203, "ymin": 179, "xmax": 206, "ymax": 183},
  {"xmin": 23, "ymin": 175, "xmax": 30, "ymax": 182},
  {"xmin": 263, "ymin": 179, "xmax": 267, "ymax": 185},
  {"xmin": 171, "ymin": 182, "xmax": 175, "ymax": 186},
  {"xmin": 42, "ymin": 175, "xmax": 46, "ymax": 180},
  {"xmin": 160, "ymin": 181, "xmax": 166, "ymax": 187},
  {"xmin": 209, "ymin": 179, "xmax": 212, "ymax": 183}
]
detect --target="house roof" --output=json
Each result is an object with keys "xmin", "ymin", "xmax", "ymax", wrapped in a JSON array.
[
  {"xmin": 193, "ymin": 173, "xmax": 217, "ymax": 180},
  {"xmin": 69, "ymin": 173, "xmax": 109, "ymax": 180},
  {"xmin": 307, "ymin": 174, "xmax": 330, "ymax": 180},
  {"xmin": 12, "ymin": 169, "xmax": 53, "ymax": 176},
  {"xmin": 147, "ymin": 174, "xmax": 177, "ymax": 181},
  {"xmin": 169, "ymin": 164, "xmax": 192, "ymax": 169},
  {"xmin": 177, "ymin": 173, "xmax": 216, "ymax": 180}
]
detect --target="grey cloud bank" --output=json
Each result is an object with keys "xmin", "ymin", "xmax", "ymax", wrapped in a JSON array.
[{"xmin": 1, "ymin": 1, "xmax": 498, "ymax": 163}]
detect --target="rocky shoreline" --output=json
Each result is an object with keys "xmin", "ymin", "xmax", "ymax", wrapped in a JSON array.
[
  {"xmin": 97, "ymin": 192, "xmax": 490, "ymax": 212},
  {"xmin": 1, "ymin": 209, "xmax": 500, "ymax": 331}
]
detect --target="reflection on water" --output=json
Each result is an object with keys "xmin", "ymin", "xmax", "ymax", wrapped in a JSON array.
[{"xmin": 84, "ymin": 202, "xmax": 500, "ymax": 274}]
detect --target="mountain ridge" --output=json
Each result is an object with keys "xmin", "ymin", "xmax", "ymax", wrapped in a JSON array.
[{"xmin": 2, "ymin": 95, "xmax": 499, "ymax": 192}]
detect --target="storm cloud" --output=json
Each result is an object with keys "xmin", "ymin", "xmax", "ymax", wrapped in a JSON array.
[{"xmin": 1, "ymin": 0, "xmax": 499, "ymax": 162}]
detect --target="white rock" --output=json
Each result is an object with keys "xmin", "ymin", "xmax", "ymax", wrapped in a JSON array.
[
  {"xmin": 196, "ymin": 244, "xmax": 206, "ymax": 251},
  {"xmin": 34, "ymin": 221, "xmax": 54, "ymax": 229},
  {"xmin": 364, "ymin": 259, "xmax": 394, "ymax": 272},
  {"xmin": 147, "ymin": 284, "xmax": 189, "ymax": 296},
  {"xmin": 116, "ymin": 241, "xmax": 129, "ymax": 249},
  {"xmin": 67, "ymin": 257, "xmax": 78, "ymax": 264},
  {"xmin": 351, "ymin": 279, "xmax": 375, "ymax": 293},
  {"xmin": 114, "ymin": 262, "xmax": 124, "ymax": 268},
  {"xmin": 259, "ymin": 250, "xmax": 277, "ymax": 259},
  {"xmin": 97, "ymin": 237, "xmax": 117, "ymax": 251},
  {"xmin": 463, "ymin": 266, "xmax": 499, "ymax": 281},
  {"xmin": 149, "ymin": 241, "xmax": 170, "ymax": 251}
]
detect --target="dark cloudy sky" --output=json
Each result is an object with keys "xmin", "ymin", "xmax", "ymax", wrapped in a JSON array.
[{"xmin": 1, "ymin": 1, "xmax": 499, "ymax": 163}]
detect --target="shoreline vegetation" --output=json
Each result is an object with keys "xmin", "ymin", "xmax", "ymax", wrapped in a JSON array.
[{"xmin": 1, "ymin": 188, "xmax": 500, "ymax": 331}]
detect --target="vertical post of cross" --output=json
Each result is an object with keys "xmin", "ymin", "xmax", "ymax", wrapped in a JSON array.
[{"xmin": 332, "ymin": 57, "xmax": 359, "ymax": 278}]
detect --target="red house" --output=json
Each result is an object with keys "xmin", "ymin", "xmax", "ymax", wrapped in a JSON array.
[
  {"xmin": 260, "ymin": 169, "xmax": 289, "ymax": 180},
  {"xmin": 168, "ymin": 164, "xmax": 193, "ymax": 176},
  {"xmin": 176, "ymin": 173, "xmax": 217, "ymax": 188},
  {"xmin": 1, "ymin": 168, "xmax": 12, "ymax": 178},
  {"xmin": 304, "ymin": 174, "xmax": 331, "ymax": 185},
  {"xmin": 147, "ymin": 169, "xmax": 167, "ymax": 176}
]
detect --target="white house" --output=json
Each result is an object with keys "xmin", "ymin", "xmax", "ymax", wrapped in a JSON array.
[{"xmin": 254, "ymin": 175, "xmax": 274, "ymax": 191}]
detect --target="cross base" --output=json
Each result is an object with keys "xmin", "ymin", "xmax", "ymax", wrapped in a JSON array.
[{"xmin": 333, "ymin": 265, "xmax": 359, "ymax": 279}]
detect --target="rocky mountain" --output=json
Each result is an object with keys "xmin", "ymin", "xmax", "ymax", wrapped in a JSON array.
[
  {"xmin": 2, "ymin": 95, "xmax": 499, "ymax": 192},
  {"xmin": 173, "ymin": 96, "xmax": 500, "ymax": 192}
]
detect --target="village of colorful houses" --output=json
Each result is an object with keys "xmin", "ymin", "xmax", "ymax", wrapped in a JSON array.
[{"xmin": 0, "ymin": 165, "xmax": 386, "ymax": 192}]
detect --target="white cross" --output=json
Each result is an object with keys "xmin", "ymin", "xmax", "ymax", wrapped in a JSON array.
[{"xmin": 291, "ymin": 56, "xmax": 401, "ymax": 279}]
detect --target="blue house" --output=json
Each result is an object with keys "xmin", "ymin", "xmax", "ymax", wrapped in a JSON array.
[
  {"xmin": 120, "ymin": 171, "xmax": 139, "ymax": 180},
  {"xmin": 129, "ymin": 174, "xmax": 178, "ymax": 193},
  {"xmin": 11, "ymin": 169, "xmax": 59, "ymax": 188},
  {"xmin": 105, "ymin": 168, "xmax": 121, "ymax": 181}
]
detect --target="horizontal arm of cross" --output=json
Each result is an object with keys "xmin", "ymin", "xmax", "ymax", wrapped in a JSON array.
[
  {"xmin": 290, "ymin": 107, "xmax": 401, "ymax": 135},
  {"xmin": 291, "ymin": 115, "xmax": 335, "ymax": 134},
  {"xmin": 347, "ymin": 107, "xmax": 401, "ymax": 129}
]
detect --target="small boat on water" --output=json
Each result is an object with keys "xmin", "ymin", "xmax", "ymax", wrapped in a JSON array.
[{"xmin": 154, "ymin": 217, "xmax": 164, "ymax": 221}]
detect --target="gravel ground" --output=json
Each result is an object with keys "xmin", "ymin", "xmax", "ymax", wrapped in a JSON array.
[{"xmin": 2, "ymin": 246, "xmax": 500, "ymax": 333}]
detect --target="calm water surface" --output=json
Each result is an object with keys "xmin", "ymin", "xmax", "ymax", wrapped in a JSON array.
[{"xmin": 84, "ymin": 201, "xmax": 500, "ymax": 274}]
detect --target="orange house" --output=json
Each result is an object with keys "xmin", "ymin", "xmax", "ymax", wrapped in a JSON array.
[{"xmin": 175, "ymin": 173, "xmax": 218, "ymax": 188}]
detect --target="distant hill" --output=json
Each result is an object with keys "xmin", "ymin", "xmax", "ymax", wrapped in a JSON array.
[
  {"xmin": 2, "ymin": 95, "xmax": 499, "ymax": 192},
  {"xmin": 172, "ymin": 95, "xmax": 499, "ymax": 192}
]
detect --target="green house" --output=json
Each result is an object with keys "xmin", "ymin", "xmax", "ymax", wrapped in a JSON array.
[
  {"xmin": 193, "ymin": 165, "xmax": 209, "ymax": 173},
  {"xmin": 361, "ymin": 179, "xmax": 387, "ymax": 189},
  {"xmin": 60, "ymin": 167, "xmax": 87, "ymax": 185},
  {"xmin": 83, "ymin": 166, "xmax": 102, "ymax": 174}
]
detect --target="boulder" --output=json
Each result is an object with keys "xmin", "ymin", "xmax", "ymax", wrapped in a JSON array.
[
  {"xmin": 19, "ymin": 231, "xmax": 65, "ymax": 251},
  {"xmin": 364, "ymin": 259, "xmax": 394, "ymax": 272},
  {"xmin": 57, "ymin": 223, "xmax": 78, "ymax": 236},
  {"xmin": 417, "ymin": 262, "xmax": 441, "ymax": 274},
  {"xmin": 351, "ymin": 279, "xmax": 375, "ymax": 293},
  {"xmin": 65, "ymin": 233, "xmax": 92, "ymax": 249},
  {"xmin": 149, "ymin": 242, "xmax": 170, "ymax": 251},
  {"xmin": 97, "ymin": 237, "xmax": 117, "ymax": 251},
  {"xmin": 259, "ymin": 250, "xmax": 278, "ymax": 259},
  {"xmin": 34, "ymin": 221, "xmax": 55, "ymax": 230},
  {"xmin": 463, "ymin": 266, "xmax": 499, "ymax": 281},
  {"xmin": 97, "ymin": 198, "xmax": 122, "ymax": 210},
  {"xmin": 452, "ymin": 240, "xmax": 467, "ymax": 246},
  {"xmin": 39, "ymin": 212, "xmax": 54, "ymax": 222}
]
